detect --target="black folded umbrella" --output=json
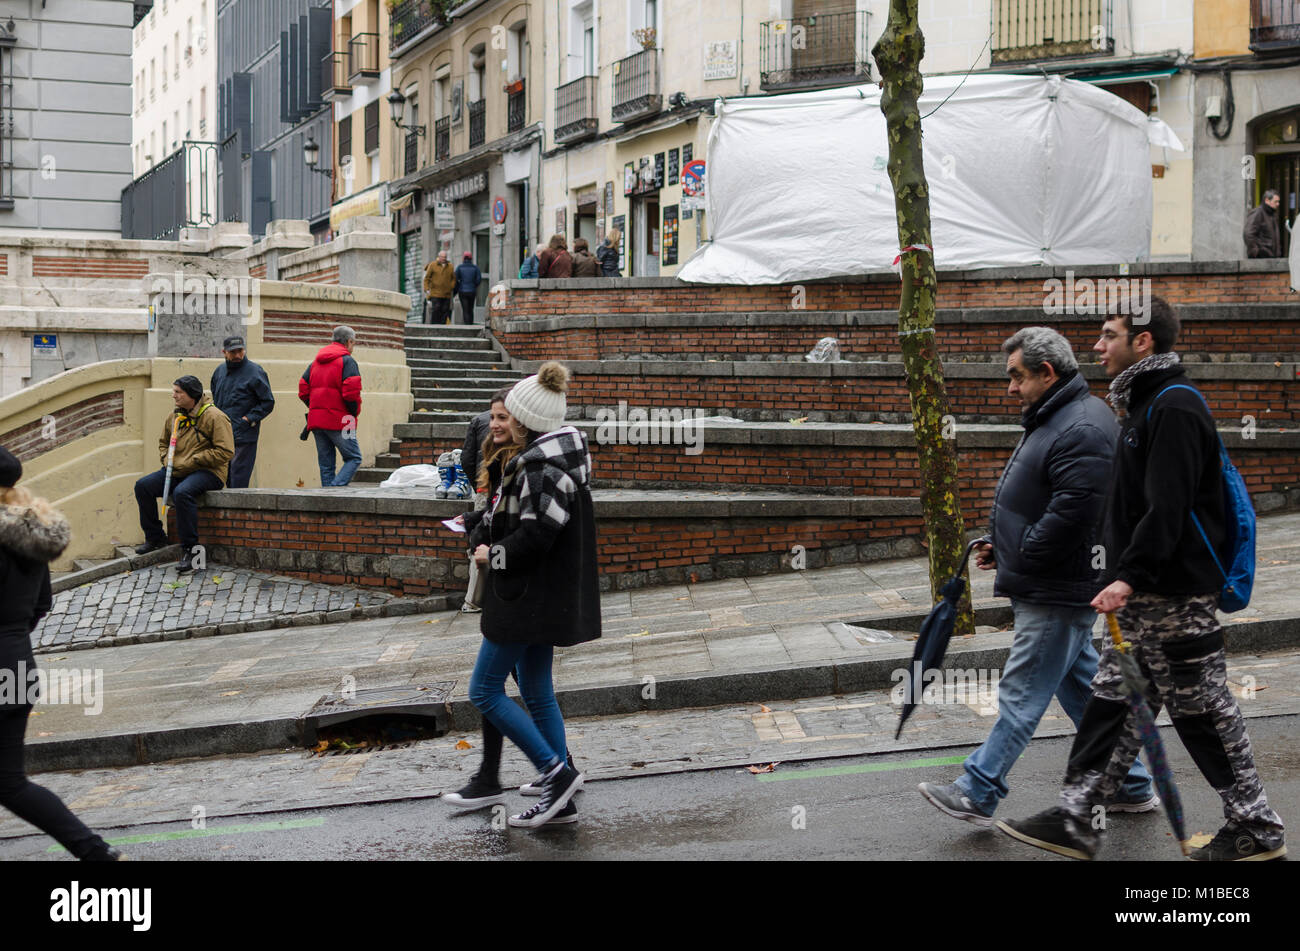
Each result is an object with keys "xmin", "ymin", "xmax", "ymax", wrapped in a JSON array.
[{"xmin": 894, "ymin": 537, "xmax": 984, "ymax": 739}]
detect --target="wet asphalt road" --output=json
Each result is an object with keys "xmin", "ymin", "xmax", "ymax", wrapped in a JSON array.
[{"xmin": 3, "ymin": 714, "xmax": 1296, "ymax": 862}]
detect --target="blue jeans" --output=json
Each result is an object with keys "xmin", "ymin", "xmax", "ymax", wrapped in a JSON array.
[
  {"xmin": 135, "ymin": 467, "xmax": 223, "ymax": 549},
  {"xmin": 955, "ymin": 600, "xmax": 1153, "ymax": 815},
  {"xmin": 468, "ymin": 638, "xmax": 566, "ymax": 774},
  {"xmin": 313, "ymin": 429, "xmax": 362, "ymax": 486}
]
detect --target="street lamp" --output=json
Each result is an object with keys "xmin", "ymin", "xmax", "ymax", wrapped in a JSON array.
[
  {"xmin": 303, "ymin": 135, "xmax": 332, "ymax": 178},
  {"xmin": 387, "ymin": 89, "xmax": 426, "ymax": 136}
]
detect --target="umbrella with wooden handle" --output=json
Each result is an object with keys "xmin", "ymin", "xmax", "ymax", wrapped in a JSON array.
[{"xmin": 1106, "ymin": 611, "xmax": 1190, "ymax": 857}]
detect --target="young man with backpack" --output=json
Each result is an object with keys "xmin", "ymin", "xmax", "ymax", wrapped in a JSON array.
[{"xmin": 999, "ymin": 296, "xmax": 1285, "ymax": 861}]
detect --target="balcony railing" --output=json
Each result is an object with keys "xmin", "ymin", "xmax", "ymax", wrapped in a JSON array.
[
  {"xmin": 1251, "ymin": 0, "xmax": 1300, "ymax": 51},
  {"xmin": 612, "ymin": 48, "xmax": 660, "ymax": 123},
  {"xmin": 348, "ymin": 32, "xmax": 380, "ymax": 80},
  {"xmin": 468, "ymin": 98, "xmax": 486, "ymax": 148},
  {"xmin": 555, "ymin": 75, "xmax": 598, "ymax": 144},
  {"xmin": 759, "ymin": 11, "xmax": 872, "ymax": 91},
  {"xmin": 507, "ymin": 79, "xmax": 526, "ymax": 133},
  {"xmin": 404, "ymin": 131, "xmax": 420, "ymax": 175},
  {"xmin": 322, "ymin": 52, "xmax": 352, "ymax": 97},
  {"xmin": 120, "ymin": 140, "xmax": 220, "ymax": 240},
  {"xmin": 434, "ymin": 115, "xmax": 450, "ymax": 161},
  {"xmin": 991, "ymin": 0, "xmax": 1113, "ymax": 63},
  {"xmin": 390, "ymin": 0, "xmax": 439, "ymax": 52}
]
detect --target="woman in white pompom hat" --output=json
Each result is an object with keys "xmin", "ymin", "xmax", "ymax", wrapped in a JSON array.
[{"xmin": 464, "ymin": 362, "xmax": 600, "ymax": 828}]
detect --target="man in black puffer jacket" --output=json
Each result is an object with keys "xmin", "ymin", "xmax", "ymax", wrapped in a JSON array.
[{"xmin": 920, "ymin": 327, "xmax": 1153, "ymax": 828}]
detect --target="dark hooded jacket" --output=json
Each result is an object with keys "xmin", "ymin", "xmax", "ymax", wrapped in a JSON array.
[
  {"xmin": 479, "ymin": 427, "xmax": 600, "ymax": 647},
  {"xmin": 989, "ymin": 372, "xmax": 1118, "ymax": 606},
  {"xmin": 0, "ymin": 498, "xmax": 70, "ymax": 706}
]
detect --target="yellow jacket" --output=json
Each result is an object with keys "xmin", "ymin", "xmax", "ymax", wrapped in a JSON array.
[
  {"xmin": 159, "ymin": 397, "xmax": 236, "ymax": 482},
  {"xmin": 423, "ymin": 260, "xmax": 455, "ymax": 298}
]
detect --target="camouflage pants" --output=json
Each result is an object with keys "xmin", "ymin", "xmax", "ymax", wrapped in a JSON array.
[{"xmin": 1058, "ymin": 592, "xmax": 1284, "ymax": 849}]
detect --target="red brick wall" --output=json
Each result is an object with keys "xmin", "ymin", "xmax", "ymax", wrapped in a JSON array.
[
  {"xmin": 263, "ymin": 311, "xmax": 404, "ymax": 350},
  {"xmin": 496, "ymin": 318, "xmax": 1300, "ymax": 363},
  {"xmin": 505, "ymin": 272, "xmax": 1295, "ymax": 318},
  {"xmin": 287, "ymin": 265, "xmax": 340, "ymax": 284},
  {"xmin": 0, "ymin": 392, "xmax": 125, "ymax": 461},
  {"xmin": 31, "ymin": 256, "xmax": 150, "ymax": 279},
  {"xmin": 196, "ymin": 505, "xmax": 924, "ymax": 595},
  {"xmin": 250, "ymin": 263, "xmax": 267, "ymax": 279},
  {"xmin": 0, "ymin": 254, "xmax": 7, "ymax": 276}
]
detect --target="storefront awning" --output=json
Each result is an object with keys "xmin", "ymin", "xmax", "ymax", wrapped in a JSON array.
[
  {"xmin": 329, "ymin": 184, "xmax": 388, "ymax": 231},
  {"xmin": 1081, "ymin": 68, "xmax": 1179, "ymax": 86}
]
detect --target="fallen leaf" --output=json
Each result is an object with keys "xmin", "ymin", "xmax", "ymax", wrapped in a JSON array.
[
  {"xmin": 789, "ymin": 416, "xmax": 808, "ymax": 425},
  {"xmin": 626, "ymin": 629, "xmax": 651, "ymax": 638},
  {"xmin": 296, "ymin": 479, "xmax": 306, "ymax": 487},
  {"xmin": 29, "ymin": 710, "xmax": 43, "ymax": 717},
  {"xmin": 211, "ymin": 576, "xmax": 224, "ymax": 585},
  {"xmin": 746, "ymin": 762, "xmax": 781, "ymax": 774},
  {"xmin": 1184, "ymin": 832, "xmax": 1213, "ymax": 849},
  {"xmin": 311, "ymin": 740, "xmax": 330, "ymax": 753},
  {"xmin": 455, "ymin": 739, "xmax": 473, "ymax": 750},
  {"xmin": 37, "ymin": 731, "xmax": 53, "ymax": 737},
  {"xmin": 758, "ymin": 704, "xmax": 771, "ymax": 713},
  {"xmin": 219, "ymin": 690, "xmax": 241, "ymax": 697}
]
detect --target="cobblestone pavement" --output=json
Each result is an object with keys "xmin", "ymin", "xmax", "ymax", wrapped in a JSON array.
[
  {"xmin": 32, "ymin": 565, "xmax": 399, "ymax": 653},
  {"xmin": 3, "ymin": 646, "xmax": 1297, "ymax": 839}
]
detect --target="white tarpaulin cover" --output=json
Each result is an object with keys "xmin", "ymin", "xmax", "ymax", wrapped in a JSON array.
[{"xmin": 678, "ymin": 74, "xmax": 1184, "ymax": 284}]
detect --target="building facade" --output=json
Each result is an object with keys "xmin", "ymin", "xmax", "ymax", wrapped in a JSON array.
[
  {"xmin": 128, "ymin": 0, "xmax": 219, "ymax": 239},
  {"xmin": 0, "ymin": 0, "xmax": 134, "ymax": 235},
  {"xmin": 323, "ymin": 0, "xmax": 397, "ymax": 284},
  {"xmin": 385, "ymin": 0, "xmax": 544, "ymax": 318},
  {"xmin": 214, "ymin": 0, "xmax": 333, "ymax": 239}
]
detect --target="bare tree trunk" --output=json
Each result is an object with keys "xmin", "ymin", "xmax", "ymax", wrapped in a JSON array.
[{"xmin": 872, "ymin": 0, "xmax": 972, "ymax": 635}]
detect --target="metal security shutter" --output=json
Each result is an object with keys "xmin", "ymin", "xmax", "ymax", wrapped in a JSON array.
[
  {"xmin": 338, "ymin": 115, "xmax": 352, "ymax": 166},
  {"xmin": 251, "ymin": 150, "xmax": 273, "ymax": 236},
  {"xmin": 401, "ymin": 230, "xmax": 423, "ymax": 322}
]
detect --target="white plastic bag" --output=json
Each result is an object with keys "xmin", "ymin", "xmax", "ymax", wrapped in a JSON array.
[{"xmin": 378, "ymin": 464, "xmax": 444, "ymax": 488}]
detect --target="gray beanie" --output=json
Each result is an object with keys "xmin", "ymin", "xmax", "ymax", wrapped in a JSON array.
[{"xmin": 505, "ymin": 362, "xmax": 569, "ymax": 433}]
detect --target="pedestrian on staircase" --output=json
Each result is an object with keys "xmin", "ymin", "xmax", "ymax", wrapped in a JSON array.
[
  {"xmin": 0, "ymin": 447, "xmax": 125, "ymax": 860},
  {"xmin": 464, "ymin": 362, "xmax": 598, "ymax": 827},
  {"xmin": 455, "ymin": 251, "xmax": 483, "ymax": 325},
  {"xmin": 423, "ymin": 250, "xmax": 456, "ymax": 324}
]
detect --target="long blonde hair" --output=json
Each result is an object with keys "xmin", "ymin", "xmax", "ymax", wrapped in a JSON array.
[
  {"xmin": 1, "ymin": 484, "xmax": 64, "ymax": 524},
  {"xmin": 476, "ymin": 393, "xmax": 527, "ymax": 493}
]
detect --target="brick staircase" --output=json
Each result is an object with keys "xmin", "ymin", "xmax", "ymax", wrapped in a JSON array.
[
  {"xmin": 194, "ymin": 262, "xmax": 1300, "ymax": 596},
  {"xmin": 354, "ymin": 322, "xmax": 522, "ymax": 482}
]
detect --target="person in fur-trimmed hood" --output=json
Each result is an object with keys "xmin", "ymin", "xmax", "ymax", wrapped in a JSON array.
[
  {"xmin": 461, "ymin": 361, "xmax": 599, "ymax": 829},
  {"xmin": 0, "ymin": 448, "xmax": 125, "ymax": 860}
]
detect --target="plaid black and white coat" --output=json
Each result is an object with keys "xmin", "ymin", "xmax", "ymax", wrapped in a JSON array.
[{"xmin": 479, "ymin": 427, "xmax": 600, "ymax": 647}]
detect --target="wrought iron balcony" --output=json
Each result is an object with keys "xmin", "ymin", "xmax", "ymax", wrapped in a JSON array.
[
  {"xmin": 468, "ymin": 98, "xmax": 486, "ymax": 148},
  {"xmin": 759, "ymin": 11, "xmax": 872, "ymax": 91},
  {"xmin": 434, "ymin": 115, "xmax": 450, "ymax": 161},
  {"xmin": 322, "ymin": 52, "xmax": 352, "ymax": 98},
  {"xmin": 120, "ymin": 141, "xmax": 220, "ymax": 241},
  {"xmin": 555, "ymin": 75, "xmax": 599, "ymax": 144},
  {"xmin": 1251, "ymin": 0, "xmax": 1300, "ymax": 52},
  {"xmin": 404, "ymin": 130, "xmax": 420, "ymax": 175},
  {"xmin": 612, "ymin": 48, "xmax": 660, "ymax": 124},
  {"xmin": 991, "ymin": 0, "xmax": 1113, "ymax": 63},
  {"xmin": 507, "ymin": 79, "xmax": 526, "ymax": 133},
  {"xmin": 390, "ymin": 0, "xmax": 439, "ymax": 53},
  {"xmin": 348, "ymin": 32, "xmax": 380, "ymax": 81}
]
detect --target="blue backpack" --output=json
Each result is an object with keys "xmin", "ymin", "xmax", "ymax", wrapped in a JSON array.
[{"xmin": 1147, "ymin": 385, "xmax": 1255, "ymax": 612}]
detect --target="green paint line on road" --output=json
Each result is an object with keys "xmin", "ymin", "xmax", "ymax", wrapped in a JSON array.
[
  {"xmin": 755, "ymin": 754, "xmax": 967, "ymax": 782},
  {"xmin": 47, "ymin": 817, "xmax": 326, "ymax": 853}
]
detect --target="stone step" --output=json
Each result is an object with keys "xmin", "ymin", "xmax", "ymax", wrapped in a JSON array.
[
  {"xmin": 408, "ymin": 409, "xmax": 478, "ymax": 424},
  {"xmin": 405, "ymin": 361, "xmax": 517, "ymax": 377},
  {"xmin": 411, "ymin": 386, "xmax": 504, "ymax": 401},
  {"xmin": 404, "ymin": 347, "xmax": 503, "ymax": 364},
  {"xmin": 404, "ymin": 322, "xmax": 486, "ymax": 333},
  {"xmin": 414, "ymin": 397, "xmax": 499, "ymax": 413},
  {"xmin": 401, "ymin": 335, "xmax": 495, "ymax": 351}
]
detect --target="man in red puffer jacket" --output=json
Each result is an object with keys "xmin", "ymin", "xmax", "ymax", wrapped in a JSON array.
[{"xmin": 299, "ymin": 326, "xmax": 363, "ymax": 486}]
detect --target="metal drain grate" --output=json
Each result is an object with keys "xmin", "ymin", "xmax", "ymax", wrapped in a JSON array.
[{"xmin": 300, "ymin": 681, "xmax": 456, "ymax": 746}]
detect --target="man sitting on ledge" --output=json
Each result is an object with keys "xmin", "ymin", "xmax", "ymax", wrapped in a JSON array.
[{"xmin": 134, "ymin": 375, "xmax": 235, "ymax": 573}]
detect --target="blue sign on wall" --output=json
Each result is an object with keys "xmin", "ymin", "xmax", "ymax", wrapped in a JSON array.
[{"xmin": 33, "ymin": 334, "xmax": 58, "ymax": 351}]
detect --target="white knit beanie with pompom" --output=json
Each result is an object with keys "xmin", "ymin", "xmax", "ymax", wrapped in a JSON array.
[{"xmin": 505, "ymin": 361, "xmax": 569, "ymax": 433}]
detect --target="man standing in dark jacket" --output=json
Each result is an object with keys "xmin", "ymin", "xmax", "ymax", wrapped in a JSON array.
[
  {"xmin": 1000, "ymin": 298, "xmax": 1285, "ymax": 862},
  {"xmin": 1242, "ymin": 190, "xmax": 1282, "ymax": 258},
  {"xmin": 455, "ymin": 251, "xmax": 483, "ymax": 324},
  {"xmin": 210, "ymin": 335, "xmax": 275, "ymax": 488},
  {"xmin": 299, "ymin": 326, "xmax": 363, "ymax": 487},
  {"xmin": 919, "ymin": 327, "xmax": 1153, "ymax": 827}
]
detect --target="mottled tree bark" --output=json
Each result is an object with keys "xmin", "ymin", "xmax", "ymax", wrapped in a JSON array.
[{"xmin": 872, "ymin": 0, "xmax": 972, "ymax": 635}]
